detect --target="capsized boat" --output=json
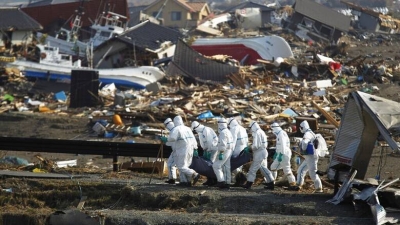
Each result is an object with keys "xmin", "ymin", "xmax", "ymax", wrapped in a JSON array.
[
  {"xmin": 191, "ymin": 35, "xmax": 294, "ymax": 65},
  {"xmin": 6, "ymin": 44, "xmax": 165, "ymax": 89}
]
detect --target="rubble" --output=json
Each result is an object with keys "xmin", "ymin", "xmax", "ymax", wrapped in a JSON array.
[{"xmin": 2, "ymin": 1, "xmax": 400, "ymax": 223}]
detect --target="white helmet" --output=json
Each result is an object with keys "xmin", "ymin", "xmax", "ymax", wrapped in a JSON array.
[
  {"xmin": 173, "ymin": 115, "xmax": 184, "ymax": 126},
  {"xmin": 217, "ymin": 118, "xmax": 228, "ymax": 132},
  {"xmin": 191, "ymin": 121, "xmax": 201, "ymax": 132},
  {"xmin": 164, "ymin": 118, "xmax": 174, "ymax": 131},
  {"xmin": 249, "ymin": 121, "xmax": 259, "ymax": 133},
  {"xmin": 271, "ymin": 122, "xmax": 282, "ymax": 135},
  {"xmin": 164, "ymin": 118, "xmax": 173, "ymax": 127},
  {"xmin": 299, "ymin": 120, "xmax": 310, "ymax": 133}
]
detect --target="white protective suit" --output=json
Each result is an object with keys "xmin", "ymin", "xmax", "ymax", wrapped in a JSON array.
[
  {"xmin": 191, "ymin": 121, "xmax": 218, "ymax": 162},
  {"xmin": 296, "ymin": 120, "xmax": 322, "ymax": 190},
  {"xmin": 269, "ymin": 122, "xmax": 296, "ymax": 185},
  {"xmin": 164, "ymin": 118, "xmax": 180, "ymax": 182},
  {"xmin": 228, "ymin": 117, "xmax": 249, "ymax": 182},
  {"xmin": 168, "ymin": 116, "xmax": 199, "ymax": 183},
  {"xmin": 212, "ymin": 118, "xmax": 234, "ymax": 183},
  {"xmin": 228, "ymin": 118, "xmax": 249, "ymax": 157},
  {"xmin": 246, "ymin": 121, "xmax": 274, "ymax": 183}
]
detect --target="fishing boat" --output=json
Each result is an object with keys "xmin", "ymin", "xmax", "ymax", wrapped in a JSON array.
[
  {"xmin": 6, "ymin": 44, "xmax": 165, "ymax": 89},
  {"xmin": 36, "ymin": 6, "xmax": 128, "ymax": 57},
  {"xmin": 191, "ymin": 35, "xmax": 294, "ymax": 65}
]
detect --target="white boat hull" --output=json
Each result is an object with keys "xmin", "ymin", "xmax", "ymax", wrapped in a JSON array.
[
  {"xmin": 8, "ymin": 60, "xmax": 165, "ymax": 89},
  {"xmin": 191, "ymin": 36, "xmax": 294, "ymax": 65}
]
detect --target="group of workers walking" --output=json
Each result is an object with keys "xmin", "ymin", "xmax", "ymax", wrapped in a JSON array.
[{"xmin": 162, "ymin": 115, "xmax": 323, "ymax": 193}]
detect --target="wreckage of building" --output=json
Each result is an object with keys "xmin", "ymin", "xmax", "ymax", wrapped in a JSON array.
[
  {"xmin": 329, "ymin": 91, "xmax": 400, "ymax": 180},
  {"xmin": 341, "ymin": 0, "xmax": 400, "ymax": 34},
  {"xmin": 284, "ymin": 0, "xmax": 351, "ymax": 43}
]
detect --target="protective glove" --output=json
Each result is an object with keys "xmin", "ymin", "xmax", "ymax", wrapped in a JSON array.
[
  {"xmin": 160, "ymin": 136, "xmax": 168, "ymax": 143},
  {"xmin": 205, "ymin": 152, "xmax": 211, "ymax": 160},
  {"xmin": 273, "ymin": 152, "xmax": 278, "ymax": 160},
  {"xmin": 277, "ymin": 153, "xmax": 283, "ymax": 162},
  {"xmin": 218, "ymin": 152, "xmax": 224, "ymax": 160},
  {"xmin": 193, "ymin": 149, "xmax": 199, "ymax": 157}
]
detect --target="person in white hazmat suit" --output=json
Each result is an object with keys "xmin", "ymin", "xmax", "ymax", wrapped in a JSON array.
[
  {"xmin": 269, "ymin": 122, "xmax": 297, "ymax": 188},
  {"xmin": 292, "ymin": 120, "xmax": 323, "ymax": 193},
  {"xmin": 168, "ymin": 115, "xmax": 201, "ymax": 187},
  {"xmin": 212, "ymin": 118, "xmax": 234, "ymax": 189},
  {"xmin": 227, "ymin": 117, "xmax": 249, "ymax": 184},
  {"xmin": 161, "ymin": 118, "xmax": 184, "ymax": 184},
  {"xmin": 191, "ymin": 121, "xmax": 219, "ymax": 186},
  {"xmin": 242, "ymin": 121, "xmax": 275, "ymax": 189}
]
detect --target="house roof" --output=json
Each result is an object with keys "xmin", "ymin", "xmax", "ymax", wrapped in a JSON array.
[
  {"xmin": 186, "ymin": 2, "xmax": 206, "ymax": 12},
  {"xmin": 21, "ymin": 0, "xmax": 128, "ymax": 30},
  {"xmin": 145, "ymin": 0, "xmax": 207, "ymax": 13},
  {"xmin": 0, "ymin": 7, "xmax": 43, "ymax": 31},
  {"xmin": 293, "ymin": 0, "xmax": 351, "ymax": 32},
  {"xmin": 166, "ymin": 38, "xmax": 239, "ymax": 84},
  {"xmin": 223, "ymin": 1, "xmax": 274, "ymax": 13},
  {"xmin": 25, "ymin": 0, "xmax": 77, "ymax": 7},
  {"xmin": 113, "ymin": 20, "xmax": 184, "ymax": 50}
]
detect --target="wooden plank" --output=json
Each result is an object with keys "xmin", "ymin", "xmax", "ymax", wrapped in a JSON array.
[
  {"xmin": 311, "ymin": 101, "xmax": 340, "ymax": 128},
  {"xmin": 77, "ymin": 196, "xmax": 87, "ymax": 210}
]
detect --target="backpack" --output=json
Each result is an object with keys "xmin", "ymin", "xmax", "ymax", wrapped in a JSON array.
[
  {"xmin": 303, "ymin": 133, "xmax": 327, "ymax": 157},
  {"xmin": 314, "ymin": 133, "xmax": 328, "ymax": 157},
  {"xmin": 313, "ymin": 136, "xmax": 320, "ymax": 149}
]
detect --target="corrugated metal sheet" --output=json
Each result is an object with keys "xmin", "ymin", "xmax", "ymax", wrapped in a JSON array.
[
  {"xmin": 116, "ymin": 20, "xmax": 184, "ymax": 51},
  {"xmin": 329, "ymin": 93, "xmax": 364, "ymax": 169},
  {"xmin": 166, "ymin": 39, "xmax": 239, "ymax": 84}
]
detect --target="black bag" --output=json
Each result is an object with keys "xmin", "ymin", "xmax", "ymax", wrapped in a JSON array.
[
  {"xmin": 189, "ymin": 151, "xmax": 251, "ymax": 179},
  {"xmin": 313, "ymin": 137, "xmax": 319, "ymax": 149}
]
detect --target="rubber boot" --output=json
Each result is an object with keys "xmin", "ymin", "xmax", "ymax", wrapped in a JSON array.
[
  {"xmin": 264, "ymin": 182, "xmax": 275, "ymax": 190},
  {"xmin": 242, "ymin": 181, "xmax": 253, "ymax": 189},
  {"xmin": 288, "ymin": 185, "xmax": 301, "ymax": 191},
  {"xmin": 177, "ymin": 182, "xmax": 191, "ymax": 187},
  {"xmin": 215, "ymin": 181, "xmax": 225, "ymax": 188},
  {"xmin": 219, "ymin": 182, "xmax": 230, "ymax": 189},
  {"xmin": 165, "ymin": 179, "xmax": 175, "ymax": 184}
]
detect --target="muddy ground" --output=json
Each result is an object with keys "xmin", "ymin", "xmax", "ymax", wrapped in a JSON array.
[
  {"xmin": 2, "ymin": 104, "xmax": 400, "ymax": 225},
  {"xmin": 1, "ymin": 39, "xmax": 400, "ymax": 224}
]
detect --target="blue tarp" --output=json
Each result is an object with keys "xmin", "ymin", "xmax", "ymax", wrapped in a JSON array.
[
  {"xmin": 0, "ymin": 156, "xmax": 29, "ymax": 166},
  {"xmin": 197, "ymin": 110, "xmax": 215, "ymax": 119}
]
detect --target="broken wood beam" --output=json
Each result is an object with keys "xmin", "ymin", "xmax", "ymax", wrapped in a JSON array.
[{"xmin": 311, "ymin": 101, "xmax": 340, "ymax": 128}]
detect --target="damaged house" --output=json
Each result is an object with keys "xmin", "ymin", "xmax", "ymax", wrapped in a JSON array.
[
  {"xmin": 92, "ymin": 20, "xmax": 184, "ymax": 69},
  {"xmin": 284, "ymin": 0, "xmax": 351, "ymax": 43},
  {"xmin": 142, "ymin": 0, "xmax": 211, "ymax": 29},
  {"xmin": 341, "ymin": 1, "xmax": 400, "ymax": 34},
  {"xmin": 195, "ymin": 1, "xmax": 275, "ymax": 36},
  {"xmin": 222, "ymin": 1, "xmax": 275, "ymax": 30},
  {"xmin": 0, "ymin": 7, "xmax": 42, "ymax": 49}
]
